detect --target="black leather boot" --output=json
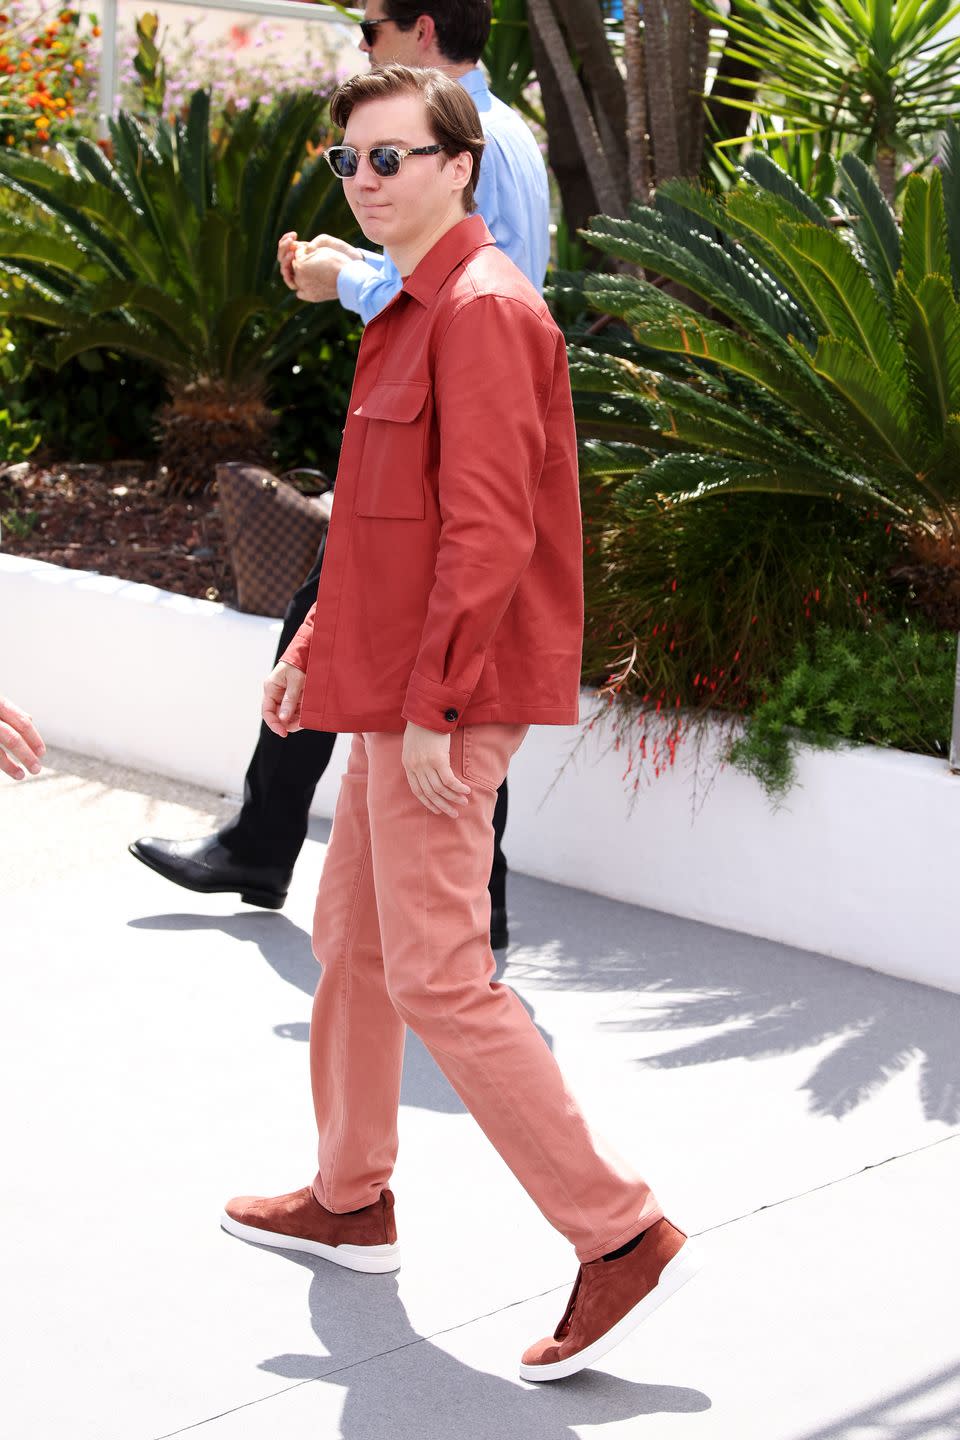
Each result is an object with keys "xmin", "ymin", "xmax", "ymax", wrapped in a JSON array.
[{"xmin": 129, "ymin": 834, "xmax": 292, "ymax": 909}]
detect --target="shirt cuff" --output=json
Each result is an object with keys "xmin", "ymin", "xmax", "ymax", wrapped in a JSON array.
[
  {"xmin": 402, "ymin": 671, "xmax": 474, "ymax": 733},
  {"xmin": 280, "ymin": 632, "xmax": 311, "ymax": 672},
  {"xmin": 336, "ymin": 257, "xmax": 380, "ymax": 315}
]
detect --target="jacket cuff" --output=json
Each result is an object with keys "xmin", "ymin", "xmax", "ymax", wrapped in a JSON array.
[{"xmin": 402, "ymin": 671, "xmax": 474, "ymax": 733}]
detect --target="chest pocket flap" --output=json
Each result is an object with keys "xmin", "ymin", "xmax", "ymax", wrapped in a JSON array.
[
  {"xmin": 353, "ymin": 382, "xmax": 430, "ymax": 519},
  {"xmin": 355, "ymin": 381, "xmax": 429, "ymax": 423}
]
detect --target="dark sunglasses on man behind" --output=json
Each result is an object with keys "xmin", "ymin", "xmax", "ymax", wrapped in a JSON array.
[{"xmin": 359, "ymin": 17, "xmax": 392, "ymax": 46}]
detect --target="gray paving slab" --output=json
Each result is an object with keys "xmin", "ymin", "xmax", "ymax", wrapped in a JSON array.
[
  {"xmin": 178, "ymin": 1138, "xmax": 960, "ymax": 1440},
  {"xmin": 2, "ymin": 748, "xmax": 959, "ymax": 1440}
]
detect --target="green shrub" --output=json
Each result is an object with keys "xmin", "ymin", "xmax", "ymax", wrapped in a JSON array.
[
  {"xmin": 0, "ymin": 320, "xmax": 40, "ymax": 461},
  {"xmin": 266, "ymin": 327, "xmax": 362, "ymax": 477},
  {"xmin": 563, "ymin": 138, "xmax": 960, "ymax": 792},
  {"xmin": 581, "ymin": 480, "xmax": 897, "ymax": 714},
  {"xmin": 729, "ymin": 622, "xmax": 956, "ymax": 798},
  {"xmin": 18, "ymin": 346, "xmax": 166, "ymax": 462}
]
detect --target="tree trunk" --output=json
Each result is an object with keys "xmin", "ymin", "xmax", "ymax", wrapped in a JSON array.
[
  {"xmin": 551, "ymin": 0, "xmax": 628, "ymax": 171},
  {"xmin": 527, "ymin": 13, "xmax": 602, "ymax": 233},
  {"xmin": 526, "ymin": 0, "xmax": 627, "ymax": 217},
  {"xmin": 158, "ymin": 378, "xmax": 273, "ymax": 496},
  {"xmin": 622, "ymin": 0, "xmax": 651, "ymax": 202},
  {"xmin": 687, "ymin": 6, "xmax": 712, "ymax": 175},
  {"xmin": 876, "ymin": 145, "xmax": 896, "ymax": 204},
  {"xmin": 668, "ymin": 0, "xmax": 690, "ymax": 176},
  {"xmin": 643, "ymin": 0, "xmax": 681, "ymax": 185}
]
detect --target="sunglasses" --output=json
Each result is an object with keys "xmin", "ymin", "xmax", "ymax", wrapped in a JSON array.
[
  {"xmin": 324, "ymin": 143, "xmax": 444, "ymax": 179},
  {"xmin": 358, "ymin": 17, "xmax": 391, "ymax": 46}
]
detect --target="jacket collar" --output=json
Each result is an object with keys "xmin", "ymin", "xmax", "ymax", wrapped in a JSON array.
[{"xmin": 401, "ymin": 214, "xmax": 495, "ymax": 308}]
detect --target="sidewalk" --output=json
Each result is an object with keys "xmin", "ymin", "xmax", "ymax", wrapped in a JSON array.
[{"xmin": 4, "ymin": 747, "xmax": 959, "ymax": 1440}]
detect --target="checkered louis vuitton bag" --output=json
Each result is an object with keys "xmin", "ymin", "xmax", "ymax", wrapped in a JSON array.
[{"xmin": 216, "ymin": 461, "xmax": 331, "ymax": 618}]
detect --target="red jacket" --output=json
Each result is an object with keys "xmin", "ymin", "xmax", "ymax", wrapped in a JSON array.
[{"xmin": 282, "ymin": 214, "xmax": 583, "ymax": 735}]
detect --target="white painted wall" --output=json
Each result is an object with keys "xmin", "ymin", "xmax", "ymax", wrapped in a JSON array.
[
  {"xmin": 3, "ymin": 553, "xmax": 958, "ymax": 993},
  {"xmin": 1, "ymin": 554, "xmax": 280, "ymax": 792}
]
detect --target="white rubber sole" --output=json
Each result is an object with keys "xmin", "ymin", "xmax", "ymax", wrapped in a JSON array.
[
  {"xmin": 220, "ymin": 1213, "xmax": 401, "ymax": 1273},
  {"xmin": 519, "ymin": 1242, "xmax": 703, "ymax": 1382}
]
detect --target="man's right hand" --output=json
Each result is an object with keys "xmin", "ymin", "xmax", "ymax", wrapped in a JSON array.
[
  {"xmin": 262, "ymin": 662, "xmax": 306, "ymax": 737},
  {"xmin": 278, "ymin": 231, "xmax": 364, "ymax": 292},
  {"xmin": 0, "ymin": 695, "xmax": 45, "ymax": 780}
]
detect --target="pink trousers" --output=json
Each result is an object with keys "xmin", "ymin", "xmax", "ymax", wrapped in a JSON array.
[{"xmin": 309, "ymin": 725, "xmax": 661, "ymax": 1263}]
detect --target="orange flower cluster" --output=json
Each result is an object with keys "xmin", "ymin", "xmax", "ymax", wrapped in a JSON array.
[{"xmin": 0, "ymin": 7, "xmax": 96, "ymax": 148}]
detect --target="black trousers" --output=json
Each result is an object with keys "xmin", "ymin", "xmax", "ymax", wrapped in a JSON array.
[{"xmin": 220, "ymin": 536, "xmax": 510, "ymax": 909}]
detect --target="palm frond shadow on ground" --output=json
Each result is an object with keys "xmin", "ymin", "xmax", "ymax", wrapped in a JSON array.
[
  {"xmin": 784, "ymin": 1361, "xmax": 960, "ymax": 1440},
  {"xmin": 504, "ymin": 873, "xmax": 960, "ymax": 1125},
  {"xmin": 251, "ymin": 1258, "xmax": 711, "ymax": 1438}
]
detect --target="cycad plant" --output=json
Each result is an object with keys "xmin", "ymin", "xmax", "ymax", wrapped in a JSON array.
[
  {"xmin": 560, "ymin": 135, "xmax": 960, "ymax": 773},
  {"xmin": 0, "ymin": 89, "xmax": 357, "ymax": 493},
  {"xmin": 698, "ymin": 0, "xmax": 960, "ymax": 201},
  {"xmin": 576, "ymin": 144, "xmax": 960, "ymax": 532}
]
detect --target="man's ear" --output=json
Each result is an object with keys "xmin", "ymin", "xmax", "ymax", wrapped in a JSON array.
[
  {"xmin": 449, "ymin": 150, "xmax": 473, "ymax": 198},
  {"xmin": 416, "ymin": 12, "xmax": 437, "ymax": 53}
]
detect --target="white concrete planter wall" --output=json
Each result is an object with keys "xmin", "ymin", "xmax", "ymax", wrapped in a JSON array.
[{"xmin": 3, "ymin": 552, "xmax": 958, "ymax": 994}]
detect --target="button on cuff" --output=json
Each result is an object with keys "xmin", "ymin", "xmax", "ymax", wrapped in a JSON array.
[{"xmin": 444, "ymin": 708, "xmax": 459, "ymax": 723}]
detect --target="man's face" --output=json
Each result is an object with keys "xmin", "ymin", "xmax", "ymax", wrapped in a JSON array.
[
  {"xmin": 341, "ymin": 93, "xmax": 466, "ymax": 256},
  {"xmin": 360, "ymin": 2, "xmax": 422, "ymax": 68}
]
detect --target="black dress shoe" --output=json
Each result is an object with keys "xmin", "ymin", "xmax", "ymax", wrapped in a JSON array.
[
  {"xmin": 129, "ymin": 834, "xmax": 291, "ymax": 909},
  {"xmin": 490, "ymin": 906, "xmax": 509, "ymax": 950}
]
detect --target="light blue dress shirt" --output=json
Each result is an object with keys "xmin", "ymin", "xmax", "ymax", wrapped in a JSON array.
[{"xmin": 335, "ymin": 67, "xmax": 551, "ymax": 323}]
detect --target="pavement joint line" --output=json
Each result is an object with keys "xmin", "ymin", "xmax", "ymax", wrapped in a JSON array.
[
  {"xmin": 150, "ymin": 1289, "xmax": 544, "ymax": 1440},
  {"xmin": 149, "ymin": 1131, "xmax": 960, "ymax": 1439},
  {"xmin": 693, "ymin": 1125, "xmax": 960, "ymax": 1239}
]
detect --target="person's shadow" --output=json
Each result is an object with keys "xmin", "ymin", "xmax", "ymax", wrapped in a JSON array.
[{"xmin": 254, "ymin": 1252, "xmax": 711, "ymax": 1438}]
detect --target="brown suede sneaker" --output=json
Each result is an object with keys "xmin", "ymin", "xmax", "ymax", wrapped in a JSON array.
[
  {"xmin": 520, "ymin": 1218, "xmax": 701, "ymax": 1381},
  {"xmin": 221, "ymin": 1186, "xmax": 400, "ymax": 1273}
]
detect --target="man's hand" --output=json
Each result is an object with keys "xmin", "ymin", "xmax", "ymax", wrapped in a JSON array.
[
  {"xmin": 278, "ymin": 230, "xmax": 364, "ymax": 295},
  {"xmin": 0, "ymin": 695, "xmax": 45, "ymax": 780},
  {"xmin": 402, "ymin": 721, "xmax": 471, "ymax": 817},
  {"xmin": 278, "ymin": 230, "xmax": 300, "ymax": 289},
  {"xmin": 290, "ymin": 243, "xmax": 352, "ymax": 303},
  {"xmin": 262, "ymin": 663, "xmax": 306, "ymax": 738}
]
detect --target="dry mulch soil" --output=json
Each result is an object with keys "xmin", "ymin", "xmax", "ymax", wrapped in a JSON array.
[{"xmin": 0, "ymin": 460, "xmax": 236, "ymax": 605}]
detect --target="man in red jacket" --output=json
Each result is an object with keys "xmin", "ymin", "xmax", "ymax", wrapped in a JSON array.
[{"xmin": 221, "ymin": 64, "xmax": 699, "ymax": 1382}]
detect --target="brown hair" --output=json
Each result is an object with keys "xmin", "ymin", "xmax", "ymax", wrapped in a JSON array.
[
  {"xmin": 329, "ymin": 65, "xmax": 484, "ymax": 213},
  {"xmin": 384, "ymin": 1, "xmax": 491, "ymax": 64}
]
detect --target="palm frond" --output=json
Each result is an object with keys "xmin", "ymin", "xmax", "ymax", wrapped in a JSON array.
[
  {"xmin": 938, "ymin": 121, "xmax": 960, "ymax": 293},
  {"xmin": 900, "ymin": 169, "xmax": 952, "ymax": 290},
  {"xmin": 894, "ymin": 273, "xmax": 960, "ymax": 432},
  {"xmin": 743, "ymin": 151, "xmax": 831, "ymax": 227},
  {"xmin": 838, "ymin": 154, "xmax": 901, "ymax": 308},
  {"xmin": 808, "ymin": 334, "xmax": 922, "ymax": 467},
  {"xmin": 779, "ymin": 221, "xmax": 907, "ymax": 381}
]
